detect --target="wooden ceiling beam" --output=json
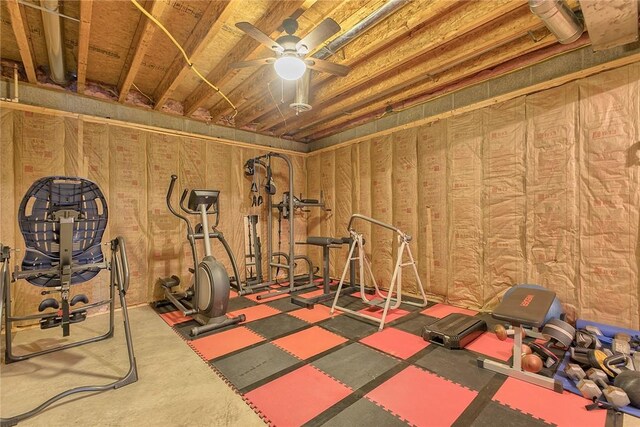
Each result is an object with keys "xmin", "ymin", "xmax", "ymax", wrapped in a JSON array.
[
  {"xmin": 256, "ymin": 0, "xmax": 526, "ymax": 133},
  {"xmin": 6, "ymin": 0, "xmax": 37, "ymax": 83},
  {"xmin": 76, "ymin": 0, "xmax": 93, "ymax": 93},
  {"xmin": 117, "ymin": 0, "xmax": 169, "ymax": 103},
  {"xmin": 206, "ymin": 0, "xmax": 379, "ymax": 121},
  {"xmin": 152, "ymin": 0, "xmax": 240, "ymax": 110},
  {"xmin": 232, "ymin": 0, "xmax": 455, "ymax": 129},
  {"xmin": 182, "ymin": 0, "xmax": 308, "ymax": 117},
  {"xmin": 300, "ymin": 30, "xmax": 584, "ymax": 141},
  {"xmin": 275, "ymin": 5, "xmax": 541, "ymax": 135}
]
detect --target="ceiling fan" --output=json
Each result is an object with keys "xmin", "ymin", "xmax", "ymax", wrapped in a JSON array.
[{"xmin": 231, "ymin": 17, "xmax": 350, "ymax": 81}]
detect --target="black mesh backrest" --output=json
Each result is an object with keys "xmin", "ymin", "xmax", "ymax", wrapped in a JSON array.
[{"xmin": 18, "ymin": 176, "xmax": 108, "ymax": 287}]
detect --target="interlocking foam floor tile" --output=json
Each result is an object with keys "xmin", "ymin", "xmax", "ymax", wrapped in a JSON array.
[
  {"xmin": 297, "ymin": 288, "xmax": 326, "ymax": 299},
  {"xmin": 360, "ymin": 327, "xmax": 429, "ymax": 360},
  {"xmin": 246, "ymin": 313, "xmax": 308, "ymax": 340},
  {"xmin": 212, "ymin": 342, "xmax": 300, "ymax": 391},
  {"xmin": 266, "ymin": 296, "xmax": 302, "ymax": 313},
  {"xmin": 312, "ymin": 342, "xmax": 400, "ymax": 390},
  {"xmin": 470, "ymin": 401, "xmax": 551, "ymax": 427},
  {"xmin": 421, "ymin": 303, "xmax": 478, "ymax": 318},
  {"xmin": 357, "ymin": 306, "xmax": 410, "ymax": 324},
  {"xmin": 272, "ymin": 325, "xmax": 348, "ymax": 360},
  {"xmin": 288, "ymin": 304, "xmax": 342, "ymax": 323},
  {"xmin": 414, "ymin": 346, "xmax": 496, "ymax": 391},
  {"xmin": 227, "ymin": 304, "xmax": 281, "ymax": 323},
  {"xmin": 393, "ymin": 313, "xmax": 438, "ymax": 336},
  {"xmin": 159, "ymin": 310, "xmax": 192, "ymax": 326},
  {"xmin": 322, "ymin": 314, "xmax": 379, "ymax": 340},
  {"xmin": 465, "ymin": 332, "xmax": 513, "ymax": 362},
  {"xmin": 366, "ymin": 365, "xmax": 477, "ymax": 426},
  {"xmin": 323, "ymin": 398, "xmax": 408, "ymax": 427},
  {"xmin": 493, "ymin": 377, "xmax": 607, "ymax": 427},
  {"xmin": 227, "ymin": 296, "xmax": 257, "ymax": 312},
  {"xmin": 245, "ymin": 365, "xmax": 352, "ymax": 427},
  {"xmin": 244, "ymin": 288, "xmax": 291, "ymax": 303},
  {"xmin": 188, "ymin": 326, "xmax": 264, "ymax": 360}
]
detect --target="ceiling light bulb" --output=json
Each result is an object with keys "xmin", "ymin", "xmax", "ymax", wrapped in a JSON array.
[{"xmin": 274, "ymin": 56, "xmax": 306, "ymax": 81}]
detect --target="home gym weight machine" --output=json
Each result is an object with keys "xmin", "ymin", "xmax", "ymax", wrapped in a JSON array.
[
  {"xmin": 243, "ymin": 152, "xmax": 328, "ymax": 299},
  {"xmin": 158, "ymin": 175, "xmax": 245, "ymax": 336},
  {"xmin": 331, "ymin": 214, "xmax": 429, "ymax": 330},
  {"xmin": 0, "ymin": 176, "xmax": 138, "ymax": 426}
]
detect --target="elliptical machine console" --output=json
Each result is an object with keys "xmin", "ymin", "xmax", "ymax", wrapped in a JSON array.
[{"xmin": 160, "ymin": 175, "xmax": 244, "ymax": 336}]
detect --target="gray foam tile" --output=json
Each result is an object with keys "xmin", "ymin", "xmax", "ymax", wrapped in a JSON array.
[
  {"xmin": 212, "ymin": 342, "xmax": 300, "ymax": 391},
  {"xmin": 227, "ymin": 296, "xmax": 257, "ymax": 312},
  {"xmin": 321, "ymin": 398, "xmax": 408, "ymax": 427},
  {"xmin": 312, "ymin": 343, "xmax": 400, "ymax": 390},
  {"xmin": 321, "ymin": 314, "xmax": 379, "ymax": 340},
  {"xmin": 414, "ymin": 345, "xmax": 495, "ymax": 391},
  {"xmin": 393, "ymin": 313, "xmax": 439, "ymax": 336},
  {"xmin": 246, "ymin": 313, "xmax": 309, "ymax": 340},
  {"xmin": 470, "ymin": 401, "xmax": 551, "ymax": 427}
]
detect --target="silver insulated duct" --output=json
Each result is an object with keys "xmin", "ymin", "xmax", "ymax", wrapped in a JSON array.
[
  {"xmin": 41, "ymin": 0, "xmax": 67, "ymax": 84},
  {"xmin": 290, "ymin": 70, "xmax": 312, "ymax": 113},
  {"xmin": 529, "ymin": 0, "xmax": 584, "ymax": 44}
]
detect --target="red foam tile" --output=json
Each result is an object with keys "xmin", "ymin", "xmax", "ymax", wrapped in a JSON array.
[
  {"xmin": 465, "ymin": 332, "xmax": 513, "ymax": 362},
  {"xmin": 188, "ymin": 326, "xmax": 264, "ymax": 360},
  {"xmin": 352, "ymin": 290, "xmax": 388, "ymax": 299},
  {"xmin": 228, "ymin": 304, "xmax": 281, "ymax": 322},
  {"xmin": 273, "ymin": 325, "xmax": 347, "ymax": 360},
  {"xmin": 360, "ymin": 327, "xmax": 429, "ymax": 360},
  {"xmin": 159, "ymin": 310, "xmax": 192, "ymax": 326},
  {"xmin": 297, "ymin": 288, "xmax": 325, "ymax": 299},
  {"xmin": 246, "ymin": 365, "xmax": 352, "ymax": 426},
  {"xmin": 288, "ymin": 305, "xmax": 342, "ymax": 323},
  {"xmin": 366, "ymin": 365, "xmax": 477, "ymax": 426},
  {"xmin": 357, "ymin": 306, "xmax": 410, "ymax": 323},
  {"xmin": 421, "ymin": 303, "xmax": 478, "ymax": 318},
  {"xmin": 493, "ymin": 377, "xmax": 607, "ymax": 427}
]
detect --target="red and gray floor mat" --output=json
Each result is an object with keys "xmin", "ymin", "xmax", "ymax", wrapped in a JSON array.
[{"xmin": 153, "ymin": 288, "xmax": 614, "ymax": 426}]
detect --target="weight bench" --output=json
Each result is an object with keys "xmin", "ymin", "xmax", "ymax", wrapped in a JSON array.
[
  {"xmin": 291, "ymin": 236, "xmax": 357, "ymax": 308},
  {"xmin": 477, "ymin": 287, "xmax": 563, "ymax": 392}
]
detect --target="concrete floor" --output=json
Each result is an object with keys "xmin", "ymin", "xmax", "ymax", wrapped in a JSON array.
[{"xmin": 0, "ymin": 305, "xmax": 265, "ymax": 426}]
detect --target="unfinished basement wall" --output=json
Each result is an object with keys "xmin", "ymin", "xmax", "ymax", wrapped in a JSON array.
[
  {"xmin": 306, "ymin": 63, "xmax": 640, "ymax": 329},
  {"xmin": 0, "ymin": 108, "xmax": 307, "ymax": 318}
]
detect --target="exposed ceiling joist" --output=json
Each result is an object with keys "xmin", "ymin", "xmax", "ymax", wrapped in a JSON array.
[
  {"xmin": 76, "ymin": 0, "xmax": 93, "ymax": 93},
  {"xmin": 278, "ymin": 4, "xmax": 544, "ymax": 136},
  {"xmin": 117, "ymin": 0, "xmax": 169, "ymax": 102},
  {"xmin": 152, "ymin": 0, "xmax": 240, "ymax": 110},
  {"xmin": 256, "ymin": 0, "xmax": 526, "ymax": 133},
  {"xmin": 182, "ymin": 0, "xmax": 308, "ymax": 117},
  {"xmin": 6, "ymin": 0, "xmax": 37, "ymax": 83},
  {"xmin": 303, "ymin": 30, "xmax": 588, "ymax": 141}
]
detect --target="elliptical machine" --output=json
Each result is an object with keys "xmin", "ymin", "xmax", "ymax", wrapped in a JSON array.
[{"xmin": 160, "ymin": 175, "xmax": 244, "ymax": 337}]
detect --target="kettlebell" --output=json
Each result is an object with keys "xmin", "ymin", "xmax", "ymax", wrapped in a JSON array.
[{"xmin": 614, "ymin": 370, "xmax": 640, "ymax": 408}]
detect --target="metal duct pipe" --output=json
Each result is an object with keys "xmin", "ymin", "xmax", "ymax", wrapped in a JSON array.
[
  {"xmin": 40, "ymin": 0, "xmax": 67, "ymax": 84},
  {"xmin": 313, "ymin": 0, "xmax": 409, "ymax": 60},
  {"xmin": 529, "ymin": 0, "xmax": 583, "ymax": 44},
  {"xmin": 290, "ymin": 70, "xmax": 311, "ymax": 113}
]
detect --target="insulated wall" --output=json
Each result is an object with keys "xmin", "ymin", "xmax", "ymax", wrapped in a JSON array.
[
  {"xmin": 307, "ymin": 64, "xmax": 640, "ymax": 329},
  {"xmin": 0, "ymin": 109, "xmax": 307, "ymax": 318}
]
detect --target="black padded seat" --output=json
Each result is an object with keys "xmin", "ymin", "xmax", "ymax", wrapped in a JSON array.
[{"xmin": 492, "ymin": 287, "xmax": 555, "ymax": 328}]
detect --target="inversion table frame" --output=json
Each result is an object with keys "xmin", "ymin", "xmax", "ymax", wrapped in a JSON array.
[{"xmin": 330, "ymin": 214, "xmax": 429, "ymax": 330}]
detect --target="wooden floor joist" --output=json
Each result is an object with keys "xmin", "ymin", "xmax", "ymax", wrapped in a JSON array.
[
  {"xmin": 6, "ymin": 0, "xmax": 37, "ymax": 83},
  {"xmin": 76, "ymin": 0, "xmax": 94, "ymax": 94}
]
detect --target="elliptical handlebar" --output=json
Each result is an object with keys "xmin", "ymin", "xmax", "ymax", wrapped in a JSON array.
[{"xmin": 166, "ymin": 175, "xmax": 193, "ymax": 233}]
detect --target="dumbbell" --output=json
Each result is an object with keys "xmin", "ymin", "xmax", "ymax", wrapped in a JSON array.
[
  {"xmin": 564, "ymin": 363, "xmax": 601, "ymax": 400},
  {"xmin": 494, "ymin": 324, "xmax": 524, "ymax": 341},
  {"xmin": 584, "ymin": 368, "xmax": 631, "ymax": 410}
]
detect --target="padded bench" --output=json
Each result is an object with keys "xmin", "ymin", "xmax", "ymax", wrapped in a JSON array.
[{"xmin": 477, "ymin": 287, "xmax": 563, "ymax": 393}]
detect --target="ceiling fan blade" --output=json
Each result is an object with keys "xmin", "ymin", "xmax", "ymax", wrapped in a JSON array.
[
  {"xmin": 304, "ymin": 58, "xmax": 350, "ymax": 77},
  {"xmin": 296, "ymin": 18, "xmax": 340, "ymax": 53},
  {"xmin": 230, "ymin": 58, "xmax": 275, "ymax": 69},
  {"xmin": 236, "ymin": 22, "xmax": 284, "ymax": 52}
]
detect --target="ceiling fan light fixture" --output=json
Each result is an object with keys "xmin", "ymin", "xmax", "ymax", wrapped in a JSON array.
[{"xmin": 274, "ymin": 56, "xmax": 306, "ymax": 81}]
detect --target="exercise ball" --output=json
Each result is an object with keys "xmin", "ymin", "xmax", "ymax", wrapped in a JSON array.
[
  {"xmin": 504, "ymin": 284, "xmax": 564, "ymax": 323},
  {"xmin": 614, "ymin": 370, "xmax": 640, "ymax": 408}
]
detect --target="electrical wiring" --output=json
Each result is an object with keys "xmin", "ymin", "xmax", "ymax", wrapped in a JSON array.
[{"xmin": 129, "ymin": 0, "xmax": 237, "ymax": 118}]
